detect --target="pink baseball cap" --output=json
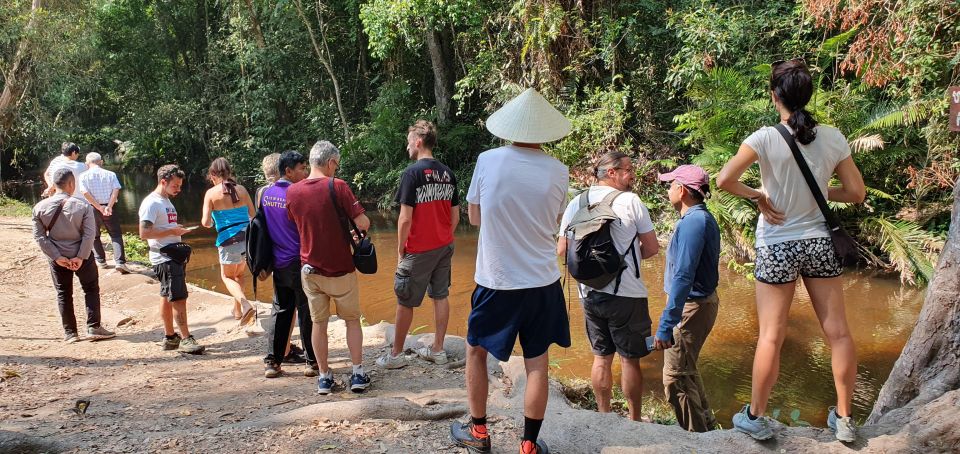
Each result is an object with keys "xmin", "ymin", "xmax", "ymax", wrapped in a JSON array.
[{"xmin": 658, "ymin": 164, "xmax": 711, "ymax": 197}]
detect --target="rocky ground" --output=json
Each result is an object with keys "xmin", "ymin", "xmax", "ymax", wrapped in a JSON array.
[{"xmin": 1, "ymin": 216, "xmax": 958, "ymax": 453}]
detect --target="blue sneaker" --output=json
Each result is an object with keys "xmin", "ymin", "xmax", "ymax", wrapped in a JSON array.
[
  {"xmin": 732, "ymin": 404, "xmax": 774, "ymax": 440},
  {"xmin": 316, "ymin": 374, "xmax": 334, "ymax": 395},
  {"xmin": 350, "ymin": 372, "xmax": 371, "ymax": 393}
]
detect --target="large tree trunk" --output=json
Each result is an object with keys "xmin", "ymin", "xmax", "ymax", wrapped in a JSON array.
[
  {"xmin": 425, "ymin": 26, "xmax": 456, "ymax": 125},
  {"xmin": 0, "ymin": 0, "xmax": 44, "ymax": 147},
  {"xmin": 869, "ymin": 177, "xmax": 960, "ymax": 423}
]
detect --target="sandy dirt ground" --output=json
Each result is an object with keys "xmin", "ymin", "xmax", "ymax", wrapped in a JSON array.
[{"xmin": 2, "ymin": 215, "xmax": 958, "ymax": 454}]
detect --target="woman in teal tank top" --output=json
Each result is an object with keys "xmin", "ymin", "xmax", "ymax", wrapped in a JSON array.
[{"xmin": 201, "ymin": 157, "xmax": 257, "ymax": 326}]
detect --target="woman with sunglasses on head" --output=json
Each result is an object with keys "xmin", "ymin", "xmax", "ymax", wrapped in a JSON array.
[{"xmin": 716, "ymin": 59, "xmax": 866, "ymax": 443}]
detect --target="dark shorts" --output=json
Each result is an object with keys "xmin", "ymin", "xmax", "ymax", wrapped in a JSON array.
[
  {"xmin": 466, "ymin": 280, "xmax": 571, "ymax": 362},
  {"xmin": 395, "ymin": 243, "xmax": 454, "ymax": 308},
  {"xmin": 754, "ymin": 237, "xmax": 843, "ymax": 285},
  {"xmin": 581, "ymin": 291, "xmax": 652, "ymax": 358},
  {"xmin": 154, "ymin": 260, "xmax": 188, "ymax": 301}
]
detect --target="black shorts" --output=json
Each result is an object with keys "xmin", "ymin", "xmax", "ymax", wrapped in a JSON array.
[
  {"xmin": 581, "ymin": 291, "xmax": 652, "ymax": 359},
  {"xmin": 466, "ymin": 280, "xmax": 571, "ymax": 362},
  {"xmin": 155, "ymin": 261, "xmax": 188, "ymax": 301}
]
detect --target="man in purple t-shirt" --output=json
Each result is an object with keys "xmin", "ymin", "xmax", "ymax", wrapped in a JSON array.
[{"xmin": 261, "ymin": 151, "xmax": 316, "ymax": 378}]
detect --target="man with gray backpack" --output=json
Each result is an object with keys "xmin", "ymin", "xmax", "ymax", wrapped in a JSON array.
[{"xmin": 557, "ymin": 150, "xmax": 659, "ymax": 421}]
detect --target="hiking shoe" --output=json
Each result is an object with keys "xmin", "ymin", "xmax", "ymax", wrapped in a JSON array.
[
  {"xmin": 304, "ymin": 362, "xmax": 319, "ymax": 377},
  {"xmin": 64, "ymin": 332, "xmax": 80, "ymax": 344},
  {"xmin": 827, "ymin": 406, "xmax": 857, "ymax": 442},
  {"xmin": 162, "ymin": 334, "xmax": 182, "ymax": 350},
  {"xmin": 376, "ymin": 352, "xmax": 409, "ymax": 369},
  {"xmin": 450, "ymin": 421, "xmax": 491, "ymax": 453},
  {"xmin": 284, "ymin": 344, "xmax": 306, "ymax": 364},
  {"xmin": 115, "ymin": 263, "xmax": 132, "ymax": 274},
  {"xmin": 520, "ymin": 439, "xmax": 549, "ymax": 454},
  {"xmin": 87, "ymin": 326, "xmax": 116, "ymax": 341},
  {"xmin": 317, "ymin": 374, "xmax": 335, "ymax": 395},
  {"xmin": 416, "ymin": 346, "xmax": 448, "ymax": 365},
  {"xmin": 350, "ymin": 372, "xmax": 371, "ymax": 393},
  {"xmin": 732, "ymin": 404, "xmax": 774, "ymax": 440},
  {"xmin": 264, "ymin": 361, "xmax": 281, "ymax": 378},
  {"xmin": 96, "ymin": 261, "xmax": 107, "ymax": 269},
  {"xmin": 177, "ymin": 335, "xmax": 205, "ymax": 354}
]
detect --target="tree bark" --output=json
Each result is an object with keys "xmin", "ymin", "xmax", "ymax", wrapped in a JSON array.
[
  {"xmin": 869, "ymin": 176, "xmax": 960, "ymax": 423},
  {"xmin": 425, "ymin": 26, "xmax": 456, "ymax": 125},
  {"xmin": 0, "ymin": 0, "xmax": 44, "ymax": 147},
  {"xmin": 241, "ymin": 0, "xmax": 291, "ymax": 127}
]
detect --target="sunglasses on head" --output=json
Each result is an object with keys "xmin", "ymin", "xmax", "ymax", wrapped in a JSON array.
[{"xmin": 772, "ymin": 57, "xmax": 806, "ymax": 69}]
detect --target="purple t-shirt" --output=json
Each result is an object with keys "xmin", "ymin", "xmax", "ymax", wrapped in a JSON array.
[{"xmin": 261, "ymin": 180, "xmax": 301, "ymax": 269}]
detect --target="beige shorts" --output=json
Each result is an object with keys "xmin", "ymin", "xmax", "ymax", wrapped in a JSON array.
[{"xmin": 301, "ymin": 270, "xmax": 361, "ymax": 323}]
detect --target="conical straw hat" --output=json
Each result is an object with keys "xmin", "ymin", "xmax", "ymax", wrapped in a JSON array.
[{"xmin": 486, "ymin": 88, "xmax": 572, "ymax": 143}]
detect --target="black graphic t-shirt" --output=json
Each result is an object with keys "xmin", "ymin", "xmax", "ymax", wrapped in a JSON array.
[{"xmin": 395, "ymin": 158, "xmax": 459, "ymax": 253}]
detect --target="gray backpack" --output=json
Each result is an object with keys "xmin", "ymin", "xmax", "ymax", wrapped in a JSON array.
[{"xmin": 563, "ymin": 189, "xmax": 638, "ymax": 293}]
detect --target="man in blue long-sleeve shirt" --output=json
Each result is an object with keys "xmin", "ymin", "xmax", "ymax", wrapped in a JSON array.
[{"xmin": 655, "ymin": 165, "xmax": 721, "ymax": 432}]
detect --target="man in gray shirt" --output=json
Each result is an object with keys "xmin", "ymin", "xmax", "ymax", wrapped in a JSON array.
[{"xmin": 33, "ymin": 168, "xmax": 116, "ymax": 343}]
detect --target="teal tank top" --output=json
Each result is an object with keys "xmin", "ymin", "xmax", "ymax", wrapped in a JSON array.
[{"xmin": 212, "ymin": 206, "xmax": 249, "ymax": 246}]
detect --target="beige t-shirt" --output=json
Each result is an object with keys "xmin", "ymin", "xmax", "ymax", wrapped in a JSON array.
[{"xmin": 743, "ymin": 124, "xmax": 851, "ymax": 247}]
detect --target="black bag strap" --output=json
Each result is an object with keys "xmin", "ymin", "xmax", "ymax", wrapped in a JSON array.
[
  {"xmin": 773, "ymin": 124, "xmax": 842, "ymax": 231},
  {"xmin": 328, "ymin": 178, "xmax": 361, "ymax": 249},
  {"xmin": 42, "ymin": 198, "xmax": 68, "ymax": 236}
]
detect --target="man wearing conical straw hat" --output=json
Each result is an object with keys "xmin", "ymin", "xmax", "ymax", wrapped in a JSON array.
[{"xmin": 450, "ymin": 88, "xmax": 571, "ymax": 454}]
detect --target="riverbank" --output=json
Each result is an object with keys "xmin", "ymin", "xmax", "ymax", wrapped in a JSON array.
[{"xmin": 1, "ymin": 215, "xmax": 957, "ymax": 453}]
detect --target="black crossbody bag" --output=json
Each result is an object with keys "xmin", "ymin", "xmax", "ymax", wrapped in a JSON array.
[
  {"xmin": 774, "ymin": 123, "xmax": 859, "ymax": 266},
  {"xmin": 328, "ymin": 178, "xmax": 378, "ymax": 274}
]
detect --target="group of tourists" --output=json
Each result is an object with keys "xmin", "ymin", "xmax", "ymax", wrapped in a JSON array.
[{"xmin": 31, "ymin": 59, "xmax": 865, "ymax": 452}]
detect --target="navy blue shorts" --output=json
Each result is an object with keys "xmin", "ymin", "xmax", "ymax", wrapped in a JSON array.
[{"xmin": 466, "ymin": 280, "xmax": 571, "ymax": 362}]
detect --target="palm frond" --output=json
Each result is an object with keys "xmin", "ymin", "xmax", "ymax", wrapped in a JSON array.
[
  {"xmin": 849, "ymin": 134, "xmax": 885, "ymax": 153},
  {"xmin": 858, "ymin": 99, "xmax": 941, "ymax": 133},
  {"xmin": 859, "ymin": 216, "xmax": 942, "ymax": 285},
  {"xmin": 865, "ymin": 186, "xmax": 895, "ymax": 200}
]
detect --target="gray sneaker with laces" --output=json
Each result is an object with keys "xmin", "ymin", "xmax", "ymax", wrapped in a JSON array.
[
  {"xmin": 827, "ymin": 406, "xmax": 857, "ymax": 442},
  {"xmin": 177, "ymin": 335, "xmax": 205, "ymax": 354},
  {"xmin": 163, "ymin": 334, "xmax": 182, "ymax": 350},
  {"xmin": 376, "ymin": 352, "xmax": 409, "ymax": 369},
  {"xmin": 87, "ymin": 326, "xmax": 116, "ymax": 341},
  {"xmin": 732, "ymin": 404, "xmax": 774, "ymax": 440}
]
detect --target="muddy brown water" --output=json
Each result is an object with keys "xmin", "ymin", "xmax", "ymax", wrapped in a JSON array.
[{"xmin": 9, "ymin": 172, "xmax": 924, "ymax": 427}]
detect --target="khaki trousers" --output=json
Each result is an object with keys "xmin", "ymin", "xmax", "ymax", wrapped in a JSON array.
[{"xmin": 662, "ymin": 291, "xmax": 719, "ymax": 432}]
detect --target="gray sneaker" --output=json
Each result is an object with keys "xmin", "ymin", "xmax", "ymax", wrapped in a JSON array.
[
  {"xmin": 376, "ymin": 352, "xmax": 409, "ymax": 369},
  {"xmin": 87, "ymin": 326, "xmax": 116, "ymax": 341},
  {"xmin": 64, "ymin": 332, "xmax": 80, "ymax": 344},
  {"xmin": 178, "ymin": 335, "xmax": 205, "ymax": 354},
  {"xmin": 732, "ymin": 404, "xmax": 774, "ymax": 440},
  {"xmin": 827, "ymin": 406, "xmax": 857, "ymax": 442},
  {"xmin": 415, "ymin": 346, "xmax": 448, "ymax": 365},
  {"xmin": 162, "ymin": 334, "xmax": 182, "ymax": 350},
  {"xmin": 115, "ymin": 263, "xmax": 132, "ymax": 274}
]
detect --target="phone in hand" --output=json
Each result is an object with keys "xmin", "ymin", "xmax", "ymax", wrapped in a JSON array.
[
  {"xmin": 183, "ymin": 225, "xmax": 200, "ymax": 231},
  {"xmin": 645, "ymin": 335, "xmax": 656, "ymax": 352}
]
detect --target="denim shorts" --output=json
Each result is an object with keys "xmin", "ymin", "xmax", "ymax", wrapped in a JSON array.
[
  {"xmin": 466, "ymin": 280, "xmax": 571, "ymax": 362},
  {"xmin": 218, "ymin": 241, "xmax": 246, "ymax": 265}
]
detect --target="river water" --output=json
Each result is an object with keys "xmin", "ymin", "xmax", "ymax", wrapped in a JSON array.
[{"xmin": 8, "ymin": 172, "xmax": 924, "ymax": 426}]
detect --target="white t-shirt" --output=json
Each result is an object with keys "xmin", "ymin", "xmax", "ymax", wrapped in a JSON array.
[
  {"xmin": 743, "ymin": 125, "xmax": 851, "ymax": 247},
  {"xmin": 138, "ymin": 192, "xmax": 182, "ymax": 265},
  {"xmin": 466, "ymin": 145, "xmax": 569, "ymax": 290},
  {"xmin": 44, "ymin": 156, "xmax": 88, "ymax": 197},
  {"xmin": 559, "ymin": 186, "xmax": 656, "ymax": 298}
]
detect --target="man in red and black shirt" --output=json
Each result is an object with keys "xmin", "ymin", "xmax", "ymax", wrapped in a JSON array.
[
  {"xmin": 287, "ymin": 140, "xmax": 372, "ymax": 395},
  {"xmin": 377, "ymin": 120, "xmax": 460, "ymax": 370}
]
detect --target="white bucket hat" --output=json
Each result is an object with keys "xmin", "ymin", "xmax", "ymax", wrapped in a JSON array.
[{"xmin": 485, "ymin": 88, "xmax": 572, "ymax": 143}]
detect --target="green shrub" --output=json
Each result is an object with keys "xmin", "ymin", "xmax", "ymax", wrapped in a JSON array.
[
  {"xmin": 0, "ymin": 196, "xmax": 32, "ymax": 217},
  {"xmin": 122, "ymin": 232, "xmax": 150, "ymax": 264}
]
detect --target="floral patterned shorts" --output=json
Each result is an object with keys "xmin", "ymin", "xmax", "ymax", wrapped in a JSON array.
[{"xmin": 754, "ymin": 237, "xmax": 843, "ymax": 284}]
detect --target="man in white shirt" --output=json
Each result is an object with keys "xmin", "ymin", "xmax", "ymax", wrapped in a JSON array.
[
  {"xmin": 450, "ymin": 88, "xmax": 570, "ymax": 454},
  {"xmin": 79, "ymin": 152, "xmax": 129, "ymax": 273},
  {"xmin": 557, "ymin": 150, "xmax": 659, "ymax": 421},
  {"xmin": 43, "ymin": 142, "xmax": 87, "ymax": 197}
]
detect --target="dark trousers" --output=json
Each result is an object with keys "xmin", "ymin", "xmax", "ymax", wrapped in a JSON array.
[
  {"xmin": 92, "ymin": 209, "xmax": 126, "ymax": 264},
  {"xmin": 50, "ymin": 256, "xmax": 102, "ymax": 335},
  {"xmin": 663, "ymin": 291, "xmax": 720, "ymax": 432},
  {"xmin": 265, "ymin": 263, "xmax": 315, "ymax": 364}
]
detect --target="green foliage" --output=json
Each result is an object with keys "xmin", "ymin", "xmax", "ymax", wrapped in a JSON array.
[
  {"xmin": 0, "ymin": 196, "xmax": 32, "ymax": 217},
  {"xmin": 554, "ymin": 376, "xmax": 678, "ymax": 425},
  {"xmin": 121, "ymin": 232, "xmax": 150, "ymax": 264}
]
